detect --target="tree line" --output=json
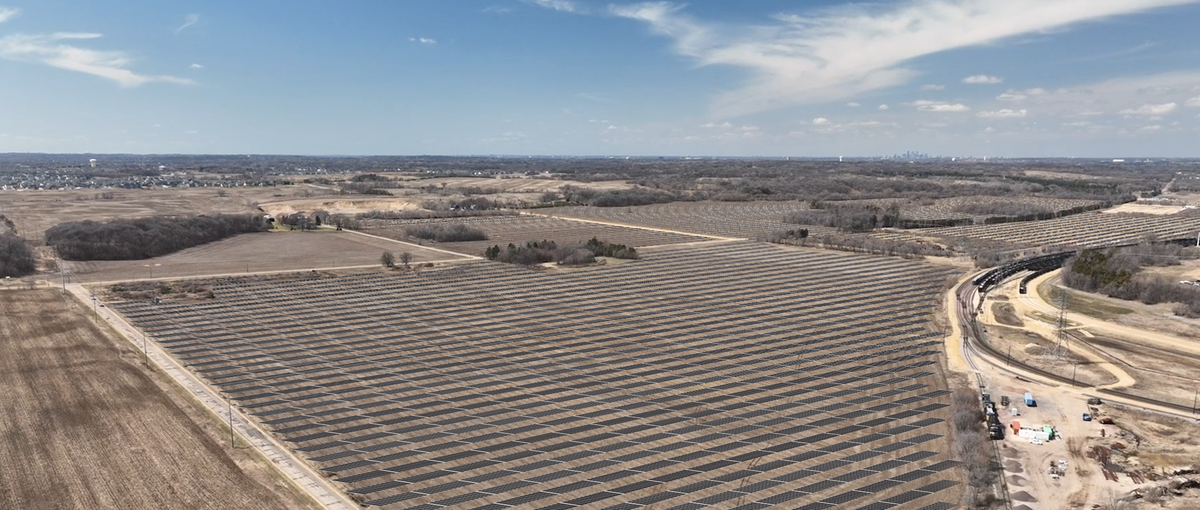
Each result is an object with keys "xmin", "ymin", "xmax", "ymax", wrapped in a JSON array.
[
  {"xmin": 485, "ymin": 238, "xmax": 638, "ymax": 266},
  {"xmin": 0, "ymin": 233, "xmax": 36, "ymax": 277},
  {"xmin": 405, "ymin": 224, "xmax": 489, "ymax": 242},
  {"xmin": 46, "ymin": 214, "xmax": 271, "ymax": 261},
  {"xmin": 1062, "ymin": 245, "xmax": 1200, "ymax": 317}
]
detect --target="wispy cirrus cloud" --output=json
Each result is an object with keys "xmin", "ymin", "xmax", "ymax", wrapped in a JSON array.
[
  {"xmin": 524, "ymin": 0, "xmax": 584, "ymax": 13},
  {"xmin": 978, "ymin": 108, "xmax": 1028, "ymax": 118},
  {"xmin": 610, "ymin": 0, "xmax": 1200, "ymax": 118},
  {"xmin": 0, "ymin": 6, "xmax": 19, "ymax": 24},
  {"xmin": 409, "ymin": 37, "xmax": 437, "ymax": 45},
  {"xmin": 0, "ymin": 32, "xmax": 193, "ymax": 87},
  {"xmin": 1119, "ymin": 102, "xmax": 1178, "ymax": 115},
  {"xmin": 175, "ymin": 14, "xmax": 199, "ymax": 34},
  {"xmin": 907, "ymin": 100, "xmax": 970, "ymax": 113}
]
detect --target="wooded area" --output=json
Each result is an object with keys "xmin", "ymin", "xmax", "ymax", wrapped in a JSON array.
[
  {"xmin": 484, "ymin": 238, "xmax": 638, "ymax": 266},
  {"xmin": 0, "ymin": 233, "xmax": 35, "ymax": 277},
  {"xmin": 46, "ymin": 214, "xmax": 271, "ymax": 261},
  {"xmin": 1062, "ymin": 246, "xmax": 1200, "ymax": 316}
]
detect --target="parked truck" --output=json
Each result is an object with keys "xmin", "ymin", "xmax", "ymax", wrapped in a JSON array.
[{"xmin": 1024, "ymin": 392, "xmax": 1036, "ymax": 407}]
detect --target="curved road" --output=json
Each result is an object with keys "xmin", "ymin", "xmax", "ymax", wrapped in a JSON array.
[{"xmin": 951, "ymin": 271, "xmax": 1200, "ymax": 420}]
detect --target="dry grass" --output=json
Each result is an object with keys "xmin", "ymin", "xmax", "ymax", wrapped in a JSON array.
[
  {"xmin": 364, "ymin": 215, "xmax": 710, "ymax": 256},
  {"xmin": 0, "ymin": 188, "xmax": 278, "ymax": 243},
  {"xmin": 0, "ymin": 289, "xmax": 316, "ymax": 510},
  {"xmin": 65, "ymin": 231, "xmax": 466, "ymax": 282}
]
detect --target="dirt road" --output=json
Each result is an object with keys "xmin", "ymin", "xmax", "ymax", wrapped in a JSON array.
[
  {"xmin": 1020, "ymin": 270, "xmax": 1200, "ymax": 357},
  {"xmin": 0, "ymin": 290, "xmax": 316, "ymax": 510},
  {"xmin": 521, "ymin": 210, "xmax": 747, "ymax": 241}
]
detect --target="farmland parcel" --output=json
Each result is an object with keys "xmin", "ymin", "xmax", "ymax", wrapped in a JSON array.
[
  {"xmin": 0, "ymin": 290, "xmax": 313, "ymax": 510},
  {"xmin": 113, "ymin": 242, "xmax": 963, "ymax": 509}
]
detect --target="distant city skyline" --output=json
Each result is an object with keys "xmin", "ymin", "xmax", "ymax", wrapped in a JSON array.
[{"xmin": 2, "ymin": 1, "xmax": 1200, "ymax": 157}]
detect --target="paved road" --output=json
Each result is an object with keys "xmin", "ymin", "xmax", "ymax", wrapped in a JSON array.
[{"xmin": 65, "ymin": 283, "xmax": 358, "ymax": 510}]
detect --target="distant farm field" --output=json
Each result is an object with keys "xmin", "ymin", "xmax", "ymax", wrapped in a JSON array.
[
  {"xmin": 536, "ymin": 201, "xmax": 828, "ymax": 239},
  {"xmin": 114, "ymin": 242, "xmax": 964, "ymax": 510},
  {"xmin": 66, "ymin": 231, "xmax": 467, "ymax": 283},
  {"xmin": 0, "ymin": 290, "xmax": 312, "ymax": 510},
  {"xmin": 0, "ymin": 188, "xmax": 276, "ymax": 242},
  {"xmin": 362, "ymin": 215, "xmax": 713, "ymax": 256}
]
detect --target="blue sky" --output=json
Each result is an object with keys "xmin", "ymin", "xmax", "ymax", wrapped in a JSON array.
[{"xmin": 2, "ymin": 0, "xmax": 1200, "ymax": 157}]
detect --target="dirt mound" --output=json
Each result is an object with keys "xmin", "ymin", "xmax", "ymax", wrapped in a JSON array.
[
  {"xmin": 1011, "ymin": 491, "xmax": 1038, "ymax": 502},
  {"xmin": 1005, "ymin": 459, "xmax": 1025, "ymax": 473},
  {"xmin": 1024, "ymin": 343, "xmax": 1046, "ymax": 355},
  {"xmin": 1008, "ymin": 474, "xmax": 1028, "ymax": 486}
]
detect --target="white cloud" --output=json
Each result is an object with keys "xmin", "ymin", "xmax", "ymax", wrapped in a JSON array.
[
  {"xmin": 878, "ymin": 104, "xmax": 889, "ymax": 110},
  {"xmin": 908, "ymin": 100, "xmax": 970, "ymax": 112},
  {"xmin": 189, "ymin": 63, "xmax": 203, "ymax": 69},
  {"xmin": 1140, "ymin": 124, "xmax": 1163, "ymax": 131},
  {"xmin": 919, "ymin": 84, "xmax": 945, "ymax": 91},
  {"xmin": 962, "ymin": 74, "xmax": 1003, "ymax": 84},
  {"xmin": 846, "ymin": 102, "xmax": 860, "ymax": 107},
  {"xmin": 175, "ymin": 14, "xmax": 199, "ymax": 34},
  {"xmin": 996, "ymin": 90, "xmax": 1027, "ymax": 101},
  {"xmin": 1186, "ymin": 95, "xmax": 1200, "ymax": 107},
  {"xmin": 612, "ymin": 0, "xmax": 1199, "ymax": 118},
  {"xmin": 409, "ymin": 37, "xmax": 437, "ymax": 45},
  {"xmin": 977, "ymin": 109, "xmax": 1028, "ymax": 118},
  {"xmin": 0, "ymin": 32, "xmax": 193, "ymax": 87},
  {"xmin": 0, "ymin": 7, "xmax": 19, "ymax": 24},
  {"xmin": 1118, "ymin": 102, "xmax": 1178, "ymax": 115},
  {"xmin": 812, "ymin": 117, "xmax": 830, "ymax": 125},
  {"xmin": 482, "ymin": 5, "xmax": 513, "ymax": 14},
  {"xmin": 524, "ymin": 0, "xmax": 582, "ymax": 13}
]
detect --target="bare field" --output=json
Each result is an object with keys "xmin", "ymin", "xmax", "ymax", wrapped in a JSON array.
[
  {"xmin": 391, "ymin": 177, "xmax": 635, "ymax": 193},
  {"xmin": 0, "ymin": 187, "xmax": 279, "ymax": 241},
  {"xmin": 362, "ymin": 215, "xmax": 712, "ymax": 256},
  {"xmin": 536, "ymin": 201, "xmax": 832, "ymax": 239},
  {"xmin": 1101, "ymin": 202, "xmax": 1189, "ymax": 215},
  {"xmin": 113, "ymin": 242, "xmax": 964, "ymax": 510},
  {"xmin": 0, "ymin": 290, "xmax": 314, "ymax": 510},
  {"xmin": 66, "ymin": 231, "xmax": 467, "ymax": 283}
]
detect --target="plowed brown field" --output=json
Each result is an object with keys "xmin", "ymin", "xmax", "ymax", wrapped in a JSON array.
[{"xmin": 0, "ymin": 290, "xmax": 315, "ymax": 510}]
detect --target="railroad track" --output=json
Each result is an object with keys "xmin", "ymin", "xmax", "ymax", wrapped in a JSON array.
[{"xmin": 955, "ymin": 269, "xmax": 1200, "ymax": 417}]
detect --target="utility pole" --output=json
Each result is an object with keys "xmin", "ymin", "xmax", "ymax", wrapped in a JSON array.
[
  {"xmin": 227, "ymin": 395, "xmax": 234, "ymax": 448},
  {"xmin": 1193, "ymin": 388, "xmax": 1198, "ymax": 415},
  {"xmin": 1054, "ymin": 290, "xmax": 1070, "ymax": 360},
  {"xmin": 1071, "ymin": 362, "xmax": 1078, "ymax": 387}
]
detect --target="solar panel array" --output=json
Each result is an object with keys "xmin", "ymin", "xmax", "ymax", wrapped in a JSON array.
[
  {"xmin": 919, "ymin": 212, "xmax": 1200, "ymax": 247},
  {"xmin": 114, "ymin": 242, "xmax": 962, "ymax": 509}
]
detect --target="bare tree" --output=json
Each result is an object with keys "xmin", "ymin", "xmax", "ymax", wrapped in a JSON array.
[
  {"xmin": 399, "ymin": 252, "xmax": 413, "ymax": 269},
  {"xmin": 380, "ymin": 251, "xmax": 395, "ymax": 268}
]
